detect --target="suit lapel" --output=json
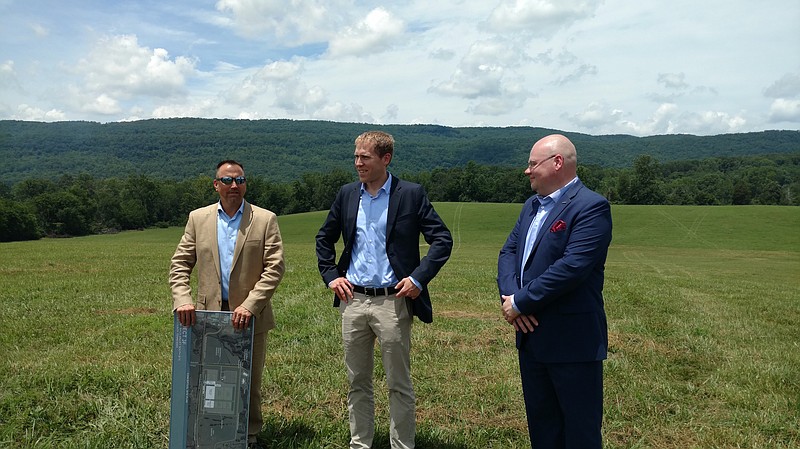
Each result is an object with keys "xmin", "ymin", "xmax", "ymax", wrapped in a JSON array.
[
  {"xmin": 386, "ymin": 176, "xmax": 401, "ymax": 239},
  {"xmin": 531, "ymin": 181, "xmax": 583, "ymax": 255},
  {"xmin": 345, "ymin": 184, "xmax": 361, "ymax": 244},
  {"xmin": 208, "ymin": 205, "xmax": 222, "ymax": 280},
  {"xmin": 517, "ymin": 197, "xmax": 539, "ymax": 272},
  {"xmin": 231, "ymin": 201, "xmax": 252, "ymax": 270}
]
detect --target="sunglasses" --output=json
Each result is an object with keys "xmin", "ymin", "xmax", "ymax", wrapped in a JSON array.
[{"xmin": 216, "ymin": 176, "xmax": 247, "ymax": 185}]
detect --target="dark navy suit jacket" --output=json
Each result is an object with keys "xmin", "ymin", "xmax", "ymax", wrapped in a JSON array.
[
  {"xmin": 316, "ymin": 175, "xmax": 452, "ymax": 323},
  {"xmin": 497, "ymin": 179, "xmax": 612, "ymax": 363}
]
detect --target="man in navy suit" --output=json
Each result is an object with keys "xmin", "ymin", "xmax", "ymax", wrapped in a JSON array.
[
  {"xmin": 497, "ymin": 134, "xmax": 612, "ymax": 449},
  {"xmin": 316, "ymin": 130, "xmax": 452, "ymax": 449}
]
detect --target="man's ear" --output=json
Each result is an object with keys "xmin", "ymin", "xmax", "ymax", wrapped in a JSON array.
[{"xmin": 383, "ymin": 152, "xmax": 393, "ymax": 166}]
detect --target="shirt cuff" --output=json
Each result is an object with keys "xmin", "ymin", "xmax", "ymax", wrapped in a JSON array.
[
  {"xmin": 511, "ymin": 294, "xmax": 521, "ymax": 313},
  {"xmin": 409, "ymin": 276, "xmax": 422, "ymax": 290}
]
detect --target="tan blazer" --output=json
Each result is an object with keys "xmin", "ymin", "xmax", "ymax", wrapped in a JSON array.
[{"xmin": 169, "ymin": 201, "xmax": 285, "ymax": 334}]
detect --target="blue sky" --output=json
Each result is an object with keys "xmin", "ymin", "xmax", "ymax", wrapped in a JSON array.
[{"xmin": 1, "ymin": 0, "xmax": 799, "ymax": 136}]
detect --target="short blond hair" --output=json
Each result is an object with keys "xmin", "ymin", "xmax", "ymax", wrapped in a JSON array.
[{"xmin": 355, "ymin": 131, "xmax": 394, "ymax": 157}]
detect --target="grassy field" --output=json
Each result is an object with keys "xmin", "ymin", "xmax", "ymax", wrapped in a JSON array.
[{"xmin": 1, "ymin": 204, "xmax": 798, "ymax": 448}]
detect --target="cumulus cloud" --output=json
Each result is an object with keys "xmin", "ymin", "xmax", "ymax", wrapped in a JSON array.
[
  {"xmin": 562, "ymin": 102, "xmax": 623, "ymax": 129},
  {"xmin": 658, "ymin": 72, "xmax": 689, "ymax": 90},
  {"xmin": 311, "ymin": 101, "xmax": 375, "ymax": 123},
  {"xmin": 215, "ymin": 0, "xmax": 346, "ymax": 44},
  {"xmin": 79, "ymin": 93, "xmax": 122, "ymax": 115},
  {"xmin": 619, "ymin": 103, "xmax": 747, "ymax": 136},
  {"xmin": 429, "ymin": 39, "xmax": 533, "ymax": 116},
  {"xmin": 13, "ymin": 104, "xmax": 66, "ymax": 121},
  {"xmin": 225, "ymin": 59, "xmax": 303, "ymax": 106},
  {"xmin": 764, "ymin": 72, "xmax": 800, "ymax": 98},
  {"xmin": 327, "ymin": 7, "xmax": 405, "ymax": 57},
  {"xmin": 484, "ymin": 0, "xmax": 603, "ymax": 36},
  {"xmin": 152, "ymin": 99, "xmax": 216, "ymax": 118},
  {"xmin": 71, "ymin": 35, "xmax": 197, "ymax": 115},
  {"xmin": 430, "ymin": 39, "xmax": 525, "ymax": 98},
  {"xmin": 382, "ymin": 103, "xmax": 399, "ymax": 121},
  {"xmin": 223, "ymin": 58, "xmax": 330, "ymax": 115},
  {"xmin": 768, "ymin": 98, "xmax": 800, "ymax": 123}
]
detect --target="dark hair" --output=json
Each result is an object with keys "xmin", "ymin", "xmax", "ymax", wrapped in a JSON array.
[
  {"xmin": 216, "ymin": 160, "xmax": 243, "ymax": 170},
  {"xmin": 355, "ymin": 131, "xmax": 394, "ymax": 157}
]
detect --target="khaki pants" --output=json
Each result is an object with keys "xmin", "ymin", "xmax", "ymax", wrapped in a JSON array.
[{"xmin": 340, "ymin": 292, "xmax": 415, "ymax": 449}]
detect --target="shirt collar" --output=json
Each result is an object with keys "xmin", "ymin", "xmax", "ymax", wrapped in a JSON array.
[
  {"xmin": 536, "ymin": 176, "xmax": 579, "ymax": 205},
  {"xmin": 360, "ymin": 173, "xmax": 393, "ymax": 196},
  {"xmin": 217, "ymin": 200, "xmax": 245, "ymax": 219}
]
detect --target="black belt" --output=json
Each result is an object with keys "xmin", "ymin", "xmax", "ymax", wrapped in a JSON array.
[{"xmin": 353, "ymin": 285, "xmax": 398, "ymax": 296}]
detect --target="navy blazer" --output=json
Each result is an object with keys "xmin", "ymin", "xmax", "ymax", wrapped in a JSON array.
[
  {"xmin": 316, "ymin": 175, "xmax": 453, "ymax": 323},
  {"xmin": 497, "ymin": 180, "xmax": 612, "ymax": 363}
]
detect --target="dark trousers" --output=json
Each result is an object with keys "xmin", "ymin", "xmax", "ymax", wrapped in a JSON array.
[{"xmin": 518, "ymin": 356, "xmax": 603, "ymax": 449}]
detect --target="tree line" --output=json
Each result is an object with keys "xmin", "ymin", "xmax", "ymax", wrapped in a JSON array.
[
  {"xmin": 2, "ymin": 119, "xmax": 799, "ymax": 183},
  {"xmin": 0, "ymin": 153, "xmax": 797, "ymax": 242}
]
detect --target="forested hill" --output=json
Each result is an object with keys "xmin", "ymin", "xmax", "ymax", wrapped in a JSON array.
[{"xmin": 1, "ymin": 118, "xmax": 798, "ymax": 181}]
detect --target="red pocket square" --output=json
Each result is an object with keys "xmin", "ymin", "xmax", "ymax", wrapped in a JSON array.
[{"xmin": 550, "ymin": 220, "xmax": 567, "ymax": 233}]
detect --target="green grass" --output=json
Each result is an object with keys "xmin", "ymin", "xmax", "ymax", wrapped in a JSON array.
[{"xmin": 1, "ymin": 204, "xmax": 798, "ymax": 448}]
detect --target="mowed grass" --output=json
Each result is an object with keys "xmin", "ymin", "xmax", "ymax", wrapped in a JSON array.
[{"xmin": 1, "ymin": 204, "xmax": 798, "ymax": 448}]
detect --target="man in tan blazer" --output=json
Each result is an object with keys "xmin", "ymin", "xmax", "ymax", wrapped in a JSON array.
[{"xmin": 170, "ymin": 160, "xmax": 285, "ymax": 449}]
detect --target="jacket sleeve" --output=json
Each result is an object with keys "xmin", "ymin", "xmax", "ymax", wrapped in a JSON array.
[
  {"xmin": 169, "ymin": 211, "xmax": 198, "ymax": 311},
  {"xmin": 316, "ymin": 187, "xmax": 345, "ymax": 286},
  {"xmin": 497, "ymin": 202, "xmax": 528, "ymax": 297},
  {"xmin": 241, "ymin": 211, "xmax": 285, "ymax": 315},
  {"xmin": 409, "ymin": 187, "xmax": 452, "ymax": 286}
]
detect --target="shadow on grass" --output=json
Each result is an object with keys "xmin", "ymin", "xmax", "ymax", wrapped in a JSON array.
[{"xmin": 258, "ymin": 415, "xmax": 470, "ymax": 449}]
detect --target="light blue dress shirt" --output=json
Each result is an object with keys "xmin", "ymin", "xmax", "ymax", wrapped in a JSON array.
[
  {"xmin": 513, "ymin": 177, "xmax": 579, "ymax": 311},
  {"xmin": 347, "ymin": 175, "xmax": 398, "ymax": 288},
  {"xmin": 217, "ymin": 201, "xmax": 244, "ymax": 302}
]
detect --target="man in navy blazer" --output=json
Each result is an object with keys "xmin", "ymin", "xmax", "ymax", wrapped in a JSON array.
[
  {"xmin": 316, "ymin": 131, "xmax": 452, "ymax": 449},
  {"xmin": 497, "ymin": 134, "xmax": 612, "ymax": 449}
]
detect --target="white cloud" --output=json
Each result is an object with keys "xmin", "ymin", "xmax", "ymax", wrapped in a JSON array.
[
  {"xmin": 562, "ymin": 101, "xmax": 623, "ymax": 129},
  {"xmin": 215, "ymin": 0, "xmax": 345, "ymax": 44},
  {"xmin": 30, "ymin": 23, "xmax": 48, "ymax": 37},
  {"xmin": 225, "ymin": 59, "xmax": 303, "ymax": 106},
  {"xmin": 311, "ymin": 101, "xmax": 374, "ymax": 123},
  {"xmin": 620, "ymin": 103, "xmax": 679, "ymax": 135},
  {"xmin": 485, "ymin": 0, "xmax": 603, "ymax": 36},
  {"xmin": 152, "ymin": 99, "xmax": 216, "ymax": 118},
  {"xmin": 429, "ymin": 39, "xmax": 534, "ymax": 116},
  {"xmin": 64, "ymin": 35, "xmax": 198, "ymax": 116},
  {"xmin": 13, "ymin": 104, "xmax": 66, "ymax": 121},
  {"xmin": 658, "ymin": 72, "xmax": 689, "ymax": 90},
  {"xmin": 769, "ymin": 99, "xmax": 800, "ymax": 123},
  {"xmin": 327, "ymin": 8, "xmax": 405, "ymax": 58},
  {"xmin": 764, "ymin": 72, "xmax": 800, "ymax": 99},
  {"xmin": 620, "ymin": 103, "xmax": 748, "ymax": 135}
]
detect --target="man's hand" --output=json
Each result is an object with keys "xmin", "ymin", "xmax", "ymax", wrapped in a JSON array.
[
  {"xmin": 512, "ymin": 315, "xmax": 539, "ymax": 333},
  {"xmin": 395, "ymin": 277, "xmax": 421, "ymax": 299},
  {"xmin": 176, "ymin": 303, "xmax": 196, "ymax": 327},
  {"xmin": 501, "ymin": 295, "xmax": 539, "ymax": 333},
  {"xmin": 232, "ymin": 306, "xmax": 253, "ymax": 331},
  {"xmin": 501, "ymin": 295, "xmax": 519, "ymax": 322},
  {"xmin": 329, "ymin": 277, "xmax": 354, "ymax": 303}
]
